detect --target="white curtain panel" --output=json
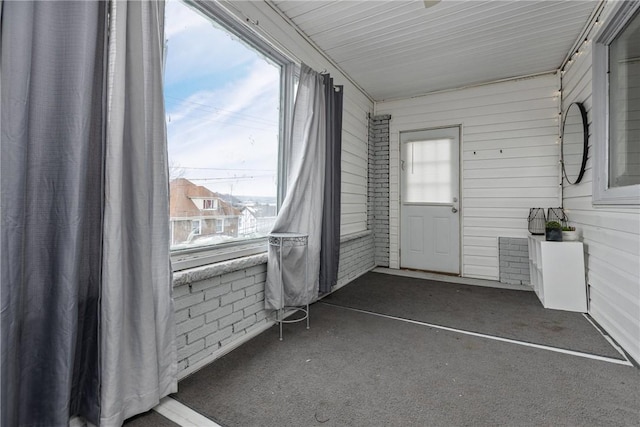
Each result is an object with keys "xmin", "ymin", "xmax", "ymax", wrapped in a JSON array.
[
  {"xmin": 101, "ymin": 1, "xmax": 177, "ymax": 425},
  {"xmin": 265, "ymin": 64, "xmax": 327, "ymax": 309}
]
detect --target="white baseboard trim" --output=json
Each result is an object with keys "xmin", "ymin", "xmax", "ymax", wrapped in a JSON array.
[
  {"xmin": 373, "ymin": 267, "xmax": 532, "ymax": 291},
  {"xmin": 582, "ymin": 313, "xmax": 632, "ymax": 364},
  {"xmin": 154, "ymin": 397, "xmax": 222, "ymax": 427}
]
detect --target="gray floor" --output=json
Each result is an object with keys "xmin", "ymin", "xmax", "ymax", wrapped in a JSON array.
[
  {"xmin": 323, "ymin": 272, "xmax": 624, "ymax": 359},
  {"xmin": 169, "ymin": 272, "xmax": 640, "ymax": 427}
]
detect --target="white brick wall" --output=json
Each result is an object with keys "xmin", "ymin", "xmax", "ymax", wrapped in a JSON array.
[
  {"xmin": 173, "ymin": 254, "xmax": 270, "ymax": 373},
  {"xmin": 337, "ymin": 231, "xmax": 376, "ymax": 288},
  {"xmin": 173, "ymin": 232, "xmax": 375, "ymax": 374},
  {"xmin": 498, "ymin": 237, "xmax": 530, "ymax": 286},
  {"xmin": 368, "ymin": 115, "xmax": 390, "ymax": 267}
]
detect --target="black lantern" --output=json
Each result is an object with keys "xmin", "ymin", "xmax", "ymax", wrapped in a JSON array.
[
  {"xmin": 528, "ymin": 208, "xmax": 546, "ymax": 235},
  {"xmin": 547, "ymin": 208, "xmax": 568, "ymax": 227}
]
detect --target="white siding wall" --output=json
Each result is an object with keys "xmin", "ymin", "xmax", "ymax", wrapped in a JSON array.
[
  {"xmin": 561, "ymin": 2, "xmax": 640, "ymax": 363},
  {"xmin": 219, "ymin": 1, "xmax": 373, "ymax": 236},
  {"xmin": 376, "ymin": 74, "xmax": 561, "ymax": 280}
]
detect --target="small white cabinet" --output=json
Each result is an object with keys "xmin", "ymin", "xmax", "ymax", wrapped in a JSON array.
[{"xmin": 527, "ymin": 235, "xmax": 587, "ymax": 312}]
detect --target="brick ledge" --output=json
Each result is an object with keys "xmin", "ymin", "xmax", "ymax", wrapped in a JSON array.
[{"xmin": 174, "ymin": 253, "xmax": 268, "ymax": 287}]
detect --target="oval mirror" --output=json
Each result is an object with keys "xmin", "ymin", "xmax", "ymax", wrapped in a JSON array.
[{"xmin": 561, "ymin": 102, "xmax": 588, "ymax": 184}]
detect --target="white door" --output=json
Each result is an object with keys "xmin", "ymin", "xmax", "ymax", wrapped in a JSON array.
[{"xmin": 400, "ymin": 127, "xmax": 460, "ymax": 274}]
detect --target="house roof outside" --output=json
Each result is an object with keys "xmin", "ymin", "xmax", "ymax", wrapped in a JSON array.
[{"xmin": 169, "ymin": 178, "xmax": 241, "ymax": 219}]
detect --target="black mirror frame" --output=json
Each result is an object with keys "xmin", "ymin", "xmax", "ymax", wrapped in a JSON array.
[{"xmin": 561, "ymin": 102, "xmax": 588, "ymax": 185}]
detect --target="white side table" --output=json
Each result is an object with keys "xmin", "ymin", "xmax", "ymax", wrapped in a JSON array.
[
  {"xmin": 527, "ymin": 235, "xmax": 587, "ymax": 312},
  {"xmin": 268, "ymin": 232, "xmax": 310, "ymax": 340}
]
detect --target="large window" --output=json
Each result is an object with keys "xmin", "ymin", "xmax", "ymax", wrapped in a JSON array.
[
  {"xmin": 164, "ymin": 0, "xmax": 295, "ymax": 262},
  {"xmin": 593, "ymin": 2, "xmax": 640, "ymax": 204}
]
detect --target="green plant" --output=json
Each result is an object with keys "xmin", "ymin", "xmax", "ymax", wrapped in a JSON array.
[
  {"xmin": 546, "ymin": 221, "xmax": 562, "ymax": 229},
  {"xmin": 562, "ymin": 225, "xmax": 576, "ymax": 231}
]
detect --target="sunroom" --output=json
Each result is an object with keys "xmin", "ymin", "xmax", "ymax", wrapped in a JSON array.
[{"xmin": 1, "ymin": 1, "xmax": 639, "ymax": 426}]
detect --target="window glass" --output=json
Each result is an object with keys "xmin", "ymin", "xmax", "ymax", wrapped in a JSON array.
[
  {"xmin": 402, "ymin": 138, "xmax": 453, "ymax": 204},
  {"xmin": 609, "ymin": 8, "xmax": 640, "ymax": 188},
  {"xmin": 165, "ymin": 0, "xmax": 281, "ymax": 250}
]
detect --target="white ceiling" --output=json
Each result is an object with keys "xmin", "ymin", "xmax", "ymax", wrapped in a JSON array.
[{"xmin": 271, "ymin": 0, "xmax": 600, "ymax": 101}]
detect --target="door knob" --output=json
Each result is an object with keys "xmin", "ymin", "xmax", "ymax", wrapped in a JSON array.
[{"xmin": 452, "ymin": 207, "xmax": 458, "ymax": 213}]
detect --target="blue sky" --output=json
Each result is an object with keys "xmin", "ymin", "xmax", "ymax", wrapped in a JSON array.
[{"xmin": 164, "ymin": 0, "xmax": 280, "ymax": 199}]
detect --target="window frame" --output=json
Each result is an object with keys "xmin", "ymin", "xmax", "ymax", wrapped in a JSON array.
[
  {"xmin": 169, "ymin": 1, "xmax": 298, "ymax": 271},
  {"xmin": 592, "ymin": 0, "xmax": 640, "ymax": 205}
]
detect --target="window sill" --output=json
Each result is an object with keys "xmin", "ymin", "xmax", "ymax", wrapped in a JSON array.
[
  {"xmin": 171, "ymin": 239, "xmax": 267, "ymax": 272},
  {"xmin": 173, "ymin": 251, "xmax": 268, "ymax": 287}
]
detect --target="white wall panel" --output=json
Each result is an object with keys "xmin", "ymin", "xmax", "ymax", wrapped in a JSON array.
[
  {"xmin": 218, "ymin": 1, "xmax": 373, "ymax": 236},
  {"xmin": 376, "ymin": 74, "xmax": 561, "ymax": 280},
  {"xmin": 560, "ymin": 1, "xmax": 640, "ymax": 363}
]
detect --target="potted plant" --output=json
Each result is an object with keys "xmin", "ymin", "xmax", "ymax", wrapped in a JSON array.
[
  {"xmin": 545, "ymin": 221, "xmax": 563, "ymax": 241},
  {"xmin": 562, "ymin": 225, "xmax": 579, "ymax": 241}
]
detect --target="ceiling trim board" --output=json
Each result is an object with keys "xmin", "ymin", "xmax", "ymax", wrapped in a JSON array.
[
  {"xmin": 559, "ymin": 0, "xmax": 606, "ymax": 71},
  {"xmin": 264, "ymin": 0, "xmax": 374, "ymax": 104},
  {"xmin": 374, "ymin": 70, "xmax": 558, "ymax": 104}
]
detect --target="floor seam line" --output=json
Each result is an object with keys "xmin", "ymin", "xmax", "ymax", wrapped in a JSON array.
[{"xmin": 319, "ymin": 301, "xmax": 633, "ymax": 367}]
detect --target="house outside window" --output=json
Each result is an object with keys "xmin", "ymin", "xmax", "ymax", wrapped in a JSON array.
[
  {"xmin": 203, "ymin": 199, "xmax": 218, "ymax": 210},
  {"xmin": 164, "ymin": 0, "xmax": 296, "ymax": 267},
  {"xmin": 593, "ymin": 2, "xmax": 640, "ymax": 204}
]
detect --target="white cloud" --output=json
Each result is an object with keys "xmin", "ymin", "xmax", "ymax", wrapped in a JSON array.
[
  {"xmin": 164, "ymin": 0, "xmax": 284, "ymax": 199},
  {"xmin": 166, "ymin": 59, "xmax": 281, "ymax": 198},
  {"xmin": 164, "ymin": 0, "xmax": 208, "ymax": 39},
  {"xmin": 164, "ymin": 1, "xmax": 256, "ymax": 87}
]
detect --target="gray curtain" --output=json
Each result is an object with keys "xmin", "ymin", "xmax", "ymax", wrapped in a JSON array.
[
  {"xmin": 1, "ymin": 1, "xmax": 176, "ymax": 426},
  {"xmin": 319, "ymin": 76, "xmax": 343, "ymax": 294},
  {"xmin": 1, "ymin": 2, "xmax": 107, "ymax": 425},
  {"xmin": 265, "ymin": 64, "xmax": 326, "ymax": 309},
  {"xmin": 100, "ymin": 1, "xmax": 176, "ymax": 425}
]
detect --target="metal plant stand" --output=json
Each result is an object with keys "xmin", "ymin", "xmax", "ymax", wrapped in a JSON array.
[{"xmin": 268, "ymin": 232, "xmax": 309, "ymax": 340}]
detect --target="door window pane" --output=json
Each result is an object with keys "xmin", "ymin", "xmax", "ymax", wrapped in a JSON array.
[{"xmin": 402, "ymin": 138, "xmax": 453, "ymax": 203}]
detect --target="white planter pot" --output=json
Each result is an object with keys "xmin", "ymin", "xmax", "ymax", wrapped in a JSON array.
[{"xmin": 562, "ymin": 230, "xmax": 580, "ymax": 241}]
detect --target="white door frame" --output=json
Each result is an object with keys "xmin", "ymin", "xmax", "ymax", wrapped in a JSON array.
[{"xmin": 398, "ymin": 124, "xmax": 463, "ymax": 275}]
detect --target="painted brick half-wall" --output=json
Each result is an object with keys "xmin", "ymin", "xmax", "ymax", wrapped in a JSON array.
[
  {"xmin": 173, "ymin": 254, "xmax": 269, "ymax": 375},
  {"xmin": 337, "ymin": 231, "xmax": 375, "ymax": 288},
  {"xmin": 498, "ymin": 237, "xmax": 530, "ymax": 286},
  {"xmin": 173, "ymin": 231, "xmax": 374, "ymax": 377},
  {"xmin": 369, "ymin": 114, "xmax": 390, "ymax": 267}
]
